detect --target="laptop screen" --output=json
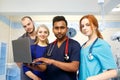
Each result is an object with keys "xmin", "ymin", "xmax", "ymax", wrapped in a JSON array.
[{"xmin": 12, "ymin": 37, "xmax": 32, "ymax": 63}]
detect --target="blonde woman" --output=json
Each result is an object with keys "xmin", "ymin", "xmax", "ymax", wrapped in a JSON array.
[{"xmin": 23, "ymin": 24, "xmax": 49, "ymax": 80}]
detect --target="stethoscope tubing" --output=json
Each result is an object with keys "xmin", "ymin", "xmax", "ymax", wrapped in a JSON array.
[
  {"xmin": 46, "ymin": 36, "xmax": 69, "ymax": 61},
  {"xmin": 82, "ymin": 38, "xmax": 98, "ymax": 60}
]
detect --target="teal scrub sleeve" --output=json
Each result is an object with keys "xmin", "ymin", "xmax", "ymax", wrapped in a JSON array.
[{"xmin": 94, "ymin": 41, "xmax": 117, "ymax": 71}]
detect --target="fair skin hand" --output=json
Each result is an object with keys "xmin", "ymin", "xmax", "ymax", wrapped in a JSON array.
[
  {"xmin": 87, "ymin": 68, "xmax": 117, "ymax": 80},
  {"xmin": 16, "ymin": 62, "xmax": 22, "ymax": 68},
  {"xmin": 25, "ymin": 71, "xmax": 41, "ymax": 80},
  {"xmin": 34, "ymin": 57, "xmax": 79, "ymax": 72}
]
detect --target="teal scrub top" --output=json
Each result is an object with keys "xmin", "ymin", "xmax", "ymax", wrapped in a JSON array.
[{"xmin": 79, "ymin": 38, "xmax": 117, "ymax": 80}]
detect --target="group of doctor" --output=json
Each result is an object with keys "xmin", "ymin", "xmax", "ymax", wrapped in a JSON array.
[{"xmin": 17, "ymin": 15, "xmax": 118, "ymax": 80}]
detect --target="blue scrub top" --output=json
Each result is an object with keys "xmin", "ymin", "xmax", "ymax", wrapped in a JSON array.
[
  {"xmin": 79, "ymin": 38, "xmax": 117, "ymax": 80},
  {"xmin": 23, "ymin": 44, "xmax": 47, "ymax": 80},
  {"xmin": 44, "ymin": 39, "xmax": 81, "ymax": 80}
]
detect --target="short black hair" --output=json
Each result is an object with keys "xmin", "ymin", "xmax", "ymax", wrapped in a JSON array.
[{"xmin": 52, "ymin": 16, "xmax": 67, "ymax": 26}]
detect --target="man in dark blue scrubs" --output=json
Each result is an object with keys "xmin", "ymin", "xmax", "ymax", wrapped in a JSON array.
[{"xmin": 33, "ymin": 16, "xmax": 81, "ymax": 80}]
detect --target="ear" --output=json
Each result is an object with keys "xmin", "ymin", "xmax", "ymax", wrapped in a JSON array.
[
  {"xmin": 66, "ymin": 27, "xmax": 68, "ymax": 31},
  {"xmin": 94, "ymin": 26, "xmax": 97, "ymax": 30},
  {"xmin": 92, "ymin": 24, "xmax": 97, "ymax": 30}
]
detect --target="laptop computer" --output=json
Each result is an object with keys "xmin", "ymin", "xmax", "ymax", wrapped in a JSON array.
[{"xmin": 12, "ymin": 37, "xmax": 32, "ymax": 63}]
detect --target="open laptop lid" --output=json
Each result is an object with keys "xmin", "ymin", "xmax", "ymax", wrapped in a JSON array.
[{"xmin": 12, "ymin": 37, "xmax": 32, "ymax": 63}]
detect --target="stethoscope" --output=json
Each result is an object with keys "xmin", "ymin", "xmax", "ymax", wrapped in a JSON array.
[
  {"xmin": 83, "ymin": 38, "xmax": 98, "ymax": 60},
  {"xmin": 47, "ymin": 36, "xmax": 69, "ymax": 61}
]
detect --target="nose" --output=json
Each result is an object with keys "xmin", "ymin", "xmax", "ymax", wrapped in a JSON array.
[
  {"xmin": 58, "ymin": 28, "xmax": 62, "ymax": 33},
  {"xmin": 41, "ymin": 32, "xmax": 45, "ymax": 36}
]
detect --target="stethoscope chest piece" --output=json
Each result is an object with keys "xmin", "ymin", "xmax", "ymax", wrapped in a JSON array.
[
  {"xmin": 64, "ymin": 55, "xmax": 69, "ymax": 61},
  {"xmin": 88, "ymin": 53, "xmax": 94, "ymax": 60},
  {"xmin": 46, "ymin": 52, "xmax": 52, "ymax": 57}
]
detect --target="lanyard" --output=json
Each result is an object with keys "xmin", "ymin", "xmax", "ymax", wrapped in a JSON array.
[{"xmin": 47, "ymin": 36, "xmax": 69, "ymax": 61}]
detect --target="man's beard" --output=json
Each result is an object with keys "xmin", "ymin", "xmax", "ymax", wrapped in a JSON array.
[
  {"xmin": 28, "ymin": 27, "xmax": 35, "ymax": 34},
  {"xmin": 56, "ymin": 34, "xmax": 66, "ymax": 41}
]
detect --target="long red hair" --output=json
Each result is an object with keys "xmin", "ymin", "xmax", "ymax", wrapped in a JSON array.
[{"xmin": 79, "ymin": 14, "xmax": 103, "ymax": 39}]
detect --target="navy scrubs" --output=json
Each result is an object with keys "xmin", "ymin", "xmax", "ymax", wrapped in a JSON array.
[{"xmin": 44, "ymin": 39, "xmax": 81, "ymax": 80}]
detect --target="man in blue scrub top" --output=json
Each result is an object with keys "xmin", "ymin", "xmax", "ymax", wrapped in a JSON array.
[{"xmin": 33, "ymin": 16, "xmax": 81, "ymax": 80}]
